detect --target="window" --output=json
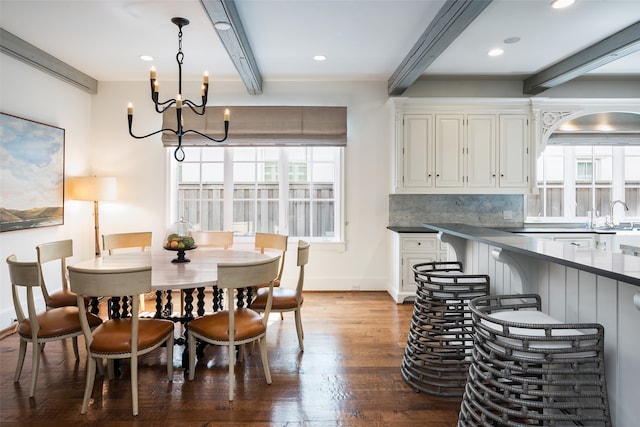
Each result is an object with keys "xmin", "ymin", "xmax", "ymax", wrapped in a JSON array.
[
  {"xmin": 528, "ymin": 145, "xmax": 639, "ymax": 222},
  {"xmin": 171, "ymin": 146, "xmax": 342, "ymax": 241}
]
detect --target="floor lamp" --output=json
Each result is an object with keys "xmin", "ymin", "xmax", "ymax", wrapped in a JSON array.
[{"xmin": 67, "ymin": 176, "xmax": 118, "ymax": 257}]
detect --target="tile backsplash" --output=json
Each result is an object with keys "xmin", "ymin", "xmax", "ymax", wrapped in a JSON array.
[{"xmin": 389, "ymin": 194, "xmax": 524, "ymax": 227}]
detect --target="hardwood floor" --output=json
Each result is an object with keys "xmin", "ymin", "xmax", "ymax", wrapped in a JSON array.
[{"xmin": 0, "ymin": 292, "xmax": 461, "ymax": 426}]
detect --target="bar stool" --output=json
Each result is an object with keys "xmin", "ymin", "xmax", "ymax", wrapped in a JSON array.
[
  {"xmin": 459, "ymin": 294, "xmax": 611, "ymax": 427},
  {"xmin": 401, "ymin": 261, "xmax": 490, "ymax": 397}
]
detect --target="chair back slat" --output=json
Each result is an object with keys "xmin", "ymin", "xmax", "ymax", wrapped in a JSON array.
[
  {"xmin": 68, "ymin": 266, "xmax": 152, "ymax": 298},
  {"xmin": 102, "ymin": 232, "xmax": 152, "ymax": 255},
  {"xmin": 36, "ymin": 239, "xmax": 73, "ymax": 296},
  {"xmin": 217, "ymin": 256, "xmax": 280, "ymax": 291},
  {"xmin": 190, "ymin": 231, "xmax": 234, "ymax": 249},
  {"xmin": 7, "ymin": 255, "xmax": 40, "ymax": 324},
  {"xmin": 295, "ymin": 241, "xmax": 310, "ymax": 300},
  {"xmin": 255, "ymin": 233, "xmax": 287, "ymax": 280}
]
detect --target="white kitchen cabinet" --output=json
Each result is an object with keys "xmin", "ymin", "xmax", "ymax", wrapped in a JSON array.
[
  {"xmin": 392, "ymin": 101, "xmax": 530, "ymax": 193},
  {"xmin": 499, "ymin": 114, "xmax": 529, "ymax": 188},
  {"xmin": 435, "ymin": 114, "xmax": 464, "ymax": 187},
  {"xmin": 390, "ymin": 233, "xmax": 450, "ymax": 303},
  {"xmin": 467, "ymin": 114, "xmax": 497, "ymax": 188},
  {"xmin": 399, "ymin": 114, "xmax": 434, "ymax": 189},
  {"xmin": 434, "ymin": 114, "xmax": 496, "ymax": 188}
]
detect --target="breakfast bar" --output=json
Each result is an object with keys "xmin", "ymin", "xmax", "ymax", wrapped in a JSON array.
[{"xmin": 422, "ymin": 223, "xmax": 640, "ymax": 427}]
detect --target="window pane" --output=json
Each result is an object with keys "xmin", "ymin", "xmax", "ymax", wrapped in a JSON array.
[
  {"xmin": 202, "ymin": 163, "xmax": 223, "ymax": 182},
  {"xmin": 201, "ymin": 199, "xmax": 224, "ymax": 230},
  {"xmin": 544, "ymin": 157, "xmax": 564, "ymax": 182},
  {"xmin": 595, "ymin": 188, "xmax": 611, "ymax": 215},
  {"xmin": 313, "ymin": 147, "xmax": 335, "ymax": 161},
  {"xmin": 289, "ymin": 200, "xmax": 309, "ymax": 236},
  {"xmin": 233, "ymin": 199, "xmax": 255, "ymax": 235},
  {"xmin": 314, "ymin": 201, "xmax": 335, "ymax": 237},
  {"xmin": 234, "ymin": 163, "xmax": 256, "ymax": 181},
  {"xmin": 625, "ymin": 188, "xmax": 639, "ymax": 217},
  {"xmin": 546, "ymin": 188, "xmax": 563, "ymax": 217},
  {"xmin": 313, "ymin": 163, "xmax": 335, "ymax": 182},
  {"xmin": 594, "ymin": 156, "xmax": 612, "ymax": 182},
  {"xmin": 288, "ymin": 147, "xmax": 308, "ymax": 161},
  {"xmin": 527, "ymin": 194, "xmax": 542, "ymax": 218},
  {"xmin": 201, "ymin": 148, "xmax": 224, "ymax": 161},
  {"xmin": 180, "ymin": 163, "xmax": 200, "ymax": 182}
]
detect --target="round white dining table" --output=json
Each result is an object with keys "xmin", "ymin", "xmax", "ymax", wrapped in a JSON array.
[{"xmin": 71, "ymin": 246, "xmax": 278, "ymax": 291}]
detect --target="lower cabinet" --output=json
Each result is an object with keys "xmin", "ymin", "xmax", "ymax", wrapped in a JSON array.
[{"xmin": 390, "ymin": 233, "xmax": 450, "ymax": 303}]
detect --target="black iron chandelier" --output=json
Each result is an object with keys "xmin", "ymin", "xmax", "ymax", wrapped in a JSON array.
[{"xmin": 127, "ymin": 17, "xmax": 229, "ymax": 162}]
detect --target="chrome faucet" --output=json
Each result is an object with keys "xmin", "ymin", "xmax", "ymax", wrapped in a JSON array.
[{"xmin": 609, "ymin": 200, "xmax": 629, "ymax": 226}]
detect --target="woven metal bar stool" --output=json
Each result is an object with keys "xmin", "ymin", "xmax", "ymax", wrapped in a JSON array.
[
  {"xmin": 401, "ymin": 261, "xmax": 490, "ymax": 397},
  {"xmin": 459, "ymin": 294, "xmax": 611, "ymax": 427}
]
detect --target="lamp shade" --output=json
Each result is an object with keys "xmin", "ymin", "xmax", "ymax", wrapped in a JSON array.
[{"xmin": 67, "ymin": 176, "xmax": 117, "ymax": 201}]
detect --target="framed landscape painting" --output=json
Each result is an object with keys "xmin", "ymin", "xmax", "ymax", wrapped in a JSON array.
[{"xmin": 0, "ymin": 112, "xmax": 65, "ymax": 232}]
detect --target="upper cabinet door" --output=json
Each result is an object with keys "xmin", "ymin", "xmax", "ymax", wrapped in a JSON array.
[
  {"xmin": 499, "ymin": 114, "xmax": 529, "ymax": 188},
  {"xmin": 466, "ymin": 114, "xmax": 497, "ymax": 188},
  {"xmin": 435, "ymin": 114, "xmax": 464, "ymax": 188},
  {"xmin": 402, "ymin": 114, "xmax": 434, "ymax": 188}
]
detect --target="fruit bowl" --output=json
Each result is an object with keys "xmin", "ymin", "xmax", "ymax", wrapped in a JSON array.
[
  {"xmin": 164, "ymin": 234, "xmax": 197, "ymax": 263},
  {"xmin": 164, "ymin": 218, "xmax": 197, "ymax": 263}
]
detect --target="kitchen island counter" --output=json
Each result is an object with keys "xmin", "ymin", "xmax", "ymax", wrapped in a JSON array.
[{"xmin": 422, "ymin": 223, "xmax": 640, "ymax": 287}]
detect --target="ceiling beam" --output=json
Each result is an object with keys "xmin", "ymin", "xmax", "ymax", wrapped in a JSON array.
[
  {"xmin": 0, "ymin": 28, "xmax": 98, "ymax": 94},
  {"xmin": 200, "ymin": 0, "xmax": 263, "ymax": 95},
  {"xmin": 523, "ymin": 21, "xmax": 640, "ymax": 95},
  {"xmin": 387, "ymin": 0, "xmax": 492, "ymax": 96}
]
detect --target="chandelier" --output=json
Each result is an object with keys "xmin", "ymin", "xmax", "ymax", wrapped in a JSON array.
[{"xmin": 127, "ymin": 17, "xmax": 229, "ymax": 162}]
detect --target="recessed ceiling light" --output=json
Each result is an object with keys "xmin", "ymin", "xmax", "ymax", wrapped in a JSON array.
[
  {"xmin": 504, "ymin": 37, "xmax": 520, "ymax": 44},
  {"xmin": 214, "ymin": 21, "xmax": 231, "ymax": 30},
  {"xmin": 551, "ymin": 0, "xmax": 575, "ymax": 9},
  {"xmin": 139, "ymin": 55, "xmax": 154, "ymax": 62},
  {"xmin": 313, "ymin": 55, "xmax": 327, "ymax": 61},
  {"xmin": 488, "ymin": 48, "xmax": 504, "ymax": 57}
]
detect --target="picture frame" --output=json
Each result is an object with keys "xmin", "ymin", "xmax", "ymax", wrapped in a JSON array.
[{"xmin": 1, "ymin": 112, "xmax": 65, "ymax": 232}]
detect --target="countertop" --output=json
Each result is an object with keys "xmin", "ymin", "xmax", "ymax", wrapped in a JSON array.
[
  {"xmin": 386, "ymin": 226, "xmax": 437, "ymax": 233},
  {"xmin": 387, "ymin": 225, "xmax": 617, "ymax": 234},
  {"xmin": 421, "ymin": 223, "xmax": 640, "ymax": 287}
]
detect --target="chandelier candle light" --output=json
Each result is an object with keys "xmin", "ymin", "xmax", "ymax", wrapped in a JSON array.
[{"xmin": 127, "ymin": 17, "xmax": 230, "ymax": 162}]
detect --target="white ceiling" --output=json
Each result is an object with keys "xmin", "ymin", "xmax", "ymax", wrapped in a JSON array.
[{"xmin": 1, "ymin": 0, "xmax": 639, "ymax": 91}]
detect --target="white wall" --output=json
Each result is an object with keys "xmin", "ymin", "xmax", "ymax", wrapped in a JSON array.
[
  {"xmin": 0, "ymin": 54, "xmax": 94, "ymax": 327},
  {"xmin": 1, "ymin": 56, "xmax": 393, "ymax": 328}
]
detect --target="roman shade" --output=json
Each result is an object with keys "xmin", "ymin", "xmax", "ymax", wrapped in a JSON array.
[{"xmin": 162, "ymin": 106, "xmax": 347, "ymax": 147}]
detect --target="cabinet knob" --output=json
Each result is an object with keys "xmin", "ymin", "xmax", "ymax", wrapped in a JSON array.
[
  {"xmin": 501, "ymin": 174, "xmax": 504, "ymax": 177},
  {"xmin": 417, "ymin": 242, "xmax": 421, "ymax": 246},
  {"xmin": 492, "ymin": 174, "xmax": 496, "ymax": 177}
]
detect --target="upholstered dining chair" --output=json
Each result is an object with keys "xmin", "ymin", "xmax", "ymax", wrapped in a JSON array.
[
  {"xmin": 36, "ymin": 239, "xmax": 90, "ymax": 309},
  {"xmin": 190, "ymin": 230, "xmax": 234, "ymax": 249},
  {"xmin": 187, "ymin": 256, "xmax": 281, "ymax": 401},
  {"xmin": 68, "ymin": 264, "xmax": 174, "ymax": 416},
  {"xmin": 6, "ymin": 255, "xmax": 103, "ymax": 398},
  {"xmin": 251, "ymin": 240, "xmax": 310, "ymax": 351},
  {"xmin": 102, "ymin": 231, "xmax": 152, "ymax": 255}
]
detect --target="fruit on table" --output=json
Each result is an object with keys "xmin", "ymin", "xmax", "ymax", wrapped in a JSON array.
[{"xmin": 164, "ymin": 234, "xmax": 196, "ymax": 249}]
